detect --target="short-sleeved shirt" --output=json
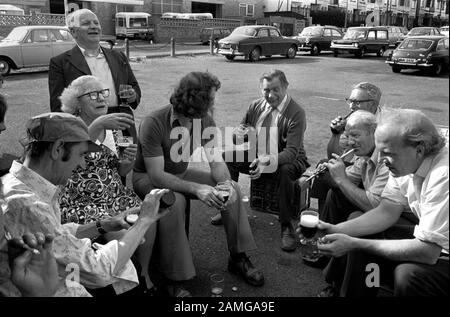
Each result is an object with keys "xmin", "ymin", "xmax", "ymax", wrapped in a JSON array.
[
  {"xmin": 345, "ymin": 149, "xmax": 390, "ymax": 208},
  {"xmin": 134, "ymin": 105, "xmax": 216, "ymax": 175},
  {"xmin": 381, "ymin": 147, "xmax": 449, "ymax": 253}
]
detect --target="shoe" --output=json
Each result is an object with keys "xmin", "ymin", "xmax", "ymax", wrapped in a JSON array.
[
  {"xmin": 164, "ymin": 283, "xmax": 192, "ymax": 297},
  {"xmin": 211, "ymin": 213, "xmax": 223, "ymax": 226},
  {"xmin": 317, "ymin": 285, "xmax": 339, "ymax": 297},
  {"xmin": 228, "ymin": 255, "xmax": 265, "ymax": 287},
  {"xmin": 280, "ymin": 225, "xmax": 297, "ymax": 252}
]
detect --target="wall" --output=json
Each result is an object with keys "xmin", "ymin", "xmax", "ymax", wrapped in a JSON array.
[{"xmin": 0, "ymin": 12, "xmax": 64, "ymax": 37}]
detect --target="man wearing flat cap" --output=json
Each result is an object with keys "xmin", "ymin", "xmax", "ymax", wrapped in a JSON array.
[{"xmin": 0, "ymin": 113, "xmax": 169, "ymax": 297}]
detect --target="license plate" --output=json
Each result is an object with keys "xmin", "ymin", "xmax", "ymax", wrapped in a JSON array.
[{"xmin": 399, "ymin": 58, "xmax": 415, "ymax": 63}]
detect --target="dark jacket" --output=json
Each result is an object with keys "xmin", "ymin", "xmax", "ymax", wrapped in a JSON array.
[
  {"xmin": 243, "ymin": 96, "xmax": 309, "ymax": 167},
  {"xmin": 48, "ymin": 46, "xmax": 141, "ymax": 112}
]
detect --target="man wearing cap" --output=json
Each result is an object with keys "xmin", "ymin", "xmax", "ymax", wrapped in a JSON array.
[
  {"xmin": 0, "ymin": 113, "xmax": 169, "ymax": 297},
  {"xmin": 48, "ymin": 8, "xmax": 140, "ymax": 139}
]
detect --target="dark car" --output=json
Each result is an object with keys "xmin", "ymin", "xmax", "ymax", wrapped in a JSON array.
[
  {"xmin": 200, "ymin": 27, "xmax": 232, "ymax": 45},
  {"xmin": 384, "ymin": 26, "xmax": 406, "ymax": 47},
  {"xmin": 293, "ymin": 25, "xmax": 342, "ymax": 55},
  {"xmin": 217, "ymin": 25, "xmax": 299, "ymax": 61},
  {"xmin": 386, "ymin": 35, "xmax": 448, "ymax": 76},
  {"xmin": 331, "ymin": 26, "xmax": 389, "ymax": 58},
  {"xmin": 396, "ymin": 26, "xmax": 442, "ymax": 46}
]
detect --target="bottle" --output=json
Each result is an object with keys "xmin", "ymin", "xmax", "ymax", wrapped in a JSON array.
[{"xmin": 160, "ymin": 190, "xmax": 176, "ymax": 209}]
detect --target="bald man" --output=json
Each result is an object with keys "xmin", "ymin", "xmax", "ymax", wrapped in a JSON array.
[
  {"xmin": 315, "ymin": 109, "xmax": 449, "ymax": 297},
  {"xmin": 48, "ymin": 9, "xmax": 140, "ymax": 139}
]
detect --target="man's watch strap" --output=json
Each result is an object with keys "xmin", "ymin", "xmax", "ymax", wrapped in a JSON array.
[{"xmin": 96, "ymin": 219, "xmax": 107, "ymax": 235}]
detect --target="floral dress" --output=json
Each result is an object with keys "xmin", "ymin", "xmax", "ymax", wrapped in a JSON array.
[{"xmin": 59, "ymin": 130, "xmax": 141, "ymax": 225}]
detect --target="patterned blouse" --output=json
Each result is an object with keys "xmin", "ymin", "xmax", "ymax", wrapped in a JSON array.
[{"xmin": 59, "ymin": 130, "xmax": 141, "ymax": 225}]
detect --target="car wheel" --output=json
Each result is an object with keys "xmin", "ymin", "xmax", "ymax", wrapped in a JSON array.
[
  {"xmin": 286, "ymin": 45, "xmax": 297, "ymax": 58},
  {"xmin": 0, "ymin": 58, "xmax": 11, "ymax": 76},
  {"xmin": 377, "ymin": 47, "xmax": 385, "ymax": 57},
  {"xmin": 225, "ymin": 55, "xmax": 235, "ymax": 61},
  {"xmin": 356, "ymin": 47, "xmax": 366, "ymax": 58},
  {"xmin": 333, "ymin": 50, "xmax": 339, "ymax": 57},
  {"xmin": 310, "ymin": 44, "xmax": 320, "ymax": 56},
  {"xmin": 431, "ymin": 62, "xmax": 443, "ymax": 76},
  {"xmin": 392, "ymin": 66, "xmax": 401, "ymax": 73},
  {"xmin": 249, "ymin": 47, "xmax": 261, "ymax": 62}
]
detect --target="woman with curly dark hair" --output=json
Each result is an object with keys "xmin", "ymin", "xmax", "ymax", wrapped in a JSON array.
[{"xmin": 133, "ymin": 71, "xmax": 264, "ymax": 296}]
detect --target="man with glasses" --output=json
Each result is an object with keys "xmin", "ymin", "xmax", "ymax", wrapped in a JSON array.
[
  {"xmin": 48, "ymin": 9, "xmax": 141, "ymax": 140},
  {"xmin": 309, "ymin": 83, "xmax": 382, "ymax": 219}
]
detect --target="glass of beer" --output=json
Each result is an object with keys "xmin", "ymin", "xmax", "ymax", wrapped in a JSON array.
[
  {"xmin": 215, "ymin": 181, "xmax": 231, "ymax": 210},
  {"xmin": 299, "ymin": 210, "xmax": 320, "ymax": 262},
  {"xmin": 116, "ymin": 136, "xmax": 133, "ymax": 161},
  {"xmin": 118, "ymin": 84, "xmax": 133, "ymax": 107}
]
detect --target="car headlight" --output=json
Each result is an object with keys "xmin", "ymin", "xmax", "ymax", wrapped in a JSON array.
[
  {"xmin": 353, "ymin": 42, "xmax": 359, "ymax": 48},
  {"xmin": 331, "ymin": 41, "xmax": 335, "ymax": 46},
  {"xmin": 305, "ymin": 38, "xmax": 310, "ymax": 44}
]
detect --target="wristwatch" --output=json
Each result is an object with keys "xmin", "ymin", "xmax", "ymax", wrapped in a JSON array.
[{"xmin": 96, "ymin": 219, "xmax": 107, "ymax": 235}]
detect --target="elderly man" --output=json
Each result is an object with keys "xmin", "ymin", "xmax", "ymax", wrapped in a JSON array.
[
  {"xmin": 315, "ymin": 109, "xmax": 448, "ymax": 297},
  {"xmin": 319, "ymin": 110, "xmax": 390, "ymax": 225},
  {"xmin": 133, "ymin": 72, "xmax": 264, "ymax": 295},
  {"xmin": 0, "ymin": 113, "xmax": 168, "ymax": 297},
  {"xmin": 311, "ymin": 82, "xmax": 382, "ymax": 215},
  {"xmin": 218, "ymin": 69, "xmax": 309, "ymax": 252},
  {"xmin": 48, "ymin": 9, "xmax": 140, "ymax": 139}
]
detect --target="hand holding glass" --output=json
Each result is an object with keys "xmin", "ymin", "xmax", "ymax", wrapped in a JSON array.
[
  {"xmin": 299, "ymin": 210, "xmax": 320, "ymax": 262},
  {"xmin": 117, "ymin": 136, "xmax": 133, "ymax": 161},
  {"xmin": 215, "ymin": 182, "xmax": 231, "ymax": 210},
  {"xmin": 118, "ymin": 84, "xmax": 133, "ymax": 106}
]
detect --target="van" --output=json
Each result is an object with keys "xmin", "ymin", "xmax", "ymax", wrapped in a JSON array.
[{"xmin": 115, "ymin": 12, "xmax": 153, "ymax": 40}]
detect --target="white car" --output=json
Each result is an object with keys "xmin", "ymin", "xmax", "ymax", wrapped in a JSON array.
[{"xmin": 0, "ymin": 25, "xmax": 75, "ymax": 75}]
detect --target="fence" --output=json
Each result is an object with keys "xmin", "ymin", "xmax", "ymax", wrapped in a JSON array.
[
  {"xmin": 0, "ymin": 12, "xmax": 65, "ymax": 37},
  {"xmin": 156, "ymin": 17, "xmax": 242, "ymax": 43}
]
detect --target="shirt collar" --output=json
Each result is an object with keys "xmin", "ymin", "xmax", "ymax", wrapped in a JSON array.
[
  {"xmin": 266, "ymin": 94, "xmax": 289, "ymax": 113},
  {"xmin": 78, "ymin": 44, "xmax": 104, "ymax": 58},
  {"xmin": 9, "ymin": 161, "xmax": 60, "ymax": 205}
]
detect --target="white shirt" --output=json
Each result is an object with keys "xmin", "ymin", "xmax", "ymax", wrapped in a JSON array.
[
  {"xmin": 0, "ymin": 161, "xmax": 138, "ymax": 296},
  {"xmin": 381, "ymin": 147, "xmax": 449, "ymax": 253},
  {"xmin": 256, "ymin": 95, "xmax": 288, "ymax": 156},
  {"xmin": 78, "ymin": 45, "xmax": 119, "ymax": 108}
]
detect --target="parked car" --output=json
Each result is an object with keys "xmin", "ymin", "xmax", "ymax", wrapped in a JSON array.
[
  {"xmin": 217, "ymin": 25, "xmax": 299, "ymax": 61},
  {"xmin": 386, "ymin": 35, "xmax": 448, "ymax": 76},
  {"xmin": 384, "ymin": 25, "xmax": 406, "ymax": 47},
  {"xmin": 0, "ymin": 25, "xmax": 75, "ymax": 75},
  {"xmin": 440, "ymin": 26, "xmax": 449, "ymax": 37},
  {"xmin": 293, "ymin": 25, "xmax": 343, "ymax": 55},
  {"xmin": 406, "ymin": 26, "xmax": 441, "ymax": 37},
  {"xmin": 331, "ymin": 26, "xmax": 389, "ymax": 58},
  {"xmin": 200, "ymin": 27, "xmax": 232, "ymax": 45}
]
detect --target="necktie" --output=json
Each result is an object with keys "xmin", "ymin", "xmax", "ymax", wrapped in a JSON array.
[{"xmin": 259, "ymin": 107, "xmax": 276, "ymax": 154}]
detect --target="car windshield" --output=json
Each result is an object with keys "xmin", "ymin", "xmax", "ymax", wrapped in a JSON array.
[
  {"xmin": 300, "ymin": 27, "xmax": 322, "ymax": 36},
  {"xmin": 399, "ymin": 39, "xmax": 433, "ymax": 50},
  {"xmin": 408, "ymin": 28, "xmax": 431, "ymax": 36},
  {"xmin": 231, "ymin": 27, "xmax": 257, "ymax": 37},
  {"xmin": 2, "ymin": 28, "xmax": 28, "ymax": 42},
  {"xmin": 343, "ymin": 29, "xmax": 366, "ymax": 40}
]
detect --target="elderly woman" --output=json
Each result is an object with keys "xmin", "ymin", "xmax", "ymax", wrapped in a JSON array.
[{"xmin": 58, "ymin": 75, "xmax": 160, "ymax": 295}]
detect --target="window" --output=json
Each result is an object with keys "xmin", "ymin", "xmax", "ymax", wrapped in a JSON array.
[
  {"xmin": 153, "ymin": 0, "xmax": 183, "ymax": 14},
  {"xmin": 399, "ymin": 0, "xmax": 405, "ymax": 6},
  {"xmin": 377, "ymin": 30, "xmax": 388, "ymax": 39},
  {"xmin": 239, "ymin": 3, "xmax": 255, "ymax": 17},
  {"xmin": 324, "ymin": 29, "xmax": 332, "ymax": 37},
  {"xmin": 257, "ymin": 29, "xmax": 269, "ymax": 38},
  {"xmin": 368, "ymin": 30, "xmax": 376, "ymax": 39},
  {"xmin": 117, "ymin": 17, "xmax": 125, "ymax": 27},
  {"xmin": 29, "ymin": 30, "xmax": 49, "ymax": 43},
  {"xmin": 332, "ymin": 29, "xmax": 341, "ymax": 37},
  {"xmin": 269, "ymin": 29, "xmax": 281, "ymax": 37}
]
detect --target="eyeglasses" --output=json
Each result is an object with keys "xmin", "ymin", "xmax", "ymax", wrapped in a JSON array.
[
  {"xmin": 345, "ymin": 98, "xmax": 373, "ymax": 107},
  {"xmin": 78, "ymin": 89, "xmax": 110, "ymax": 100}
]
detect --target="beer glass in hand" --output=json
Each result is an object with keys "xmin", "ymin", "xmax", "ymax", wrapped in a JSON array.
[
  {"xmin": 215, "ymin": 181, "xmax": 231, "ymax": 211},
  {"xmin": 117, "ymin": 135, "xmax": 133, "ymax": 162},
  {"xmin": 118, "ymin": 84, "xmax": 133, "ymax": 107},
  {"xmin": 299, "ymin": 210, "xmax": 320, "ymax": 262}
]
